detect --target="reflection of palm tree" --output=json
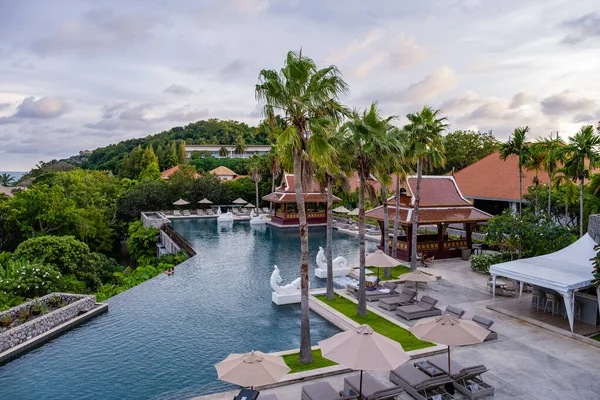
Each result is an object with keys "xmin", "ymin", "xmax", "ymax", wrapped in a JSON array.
[
  {"xmin": 256, "ymin": 50, "xmax": 348, "ymax": 364},
  {"xmin": 219, "ymin": 146, "xmax": 229, "ymax": 158},
  {"xmin": 0, "ymin": 173, "xmax": 15, "ymax": 186}
]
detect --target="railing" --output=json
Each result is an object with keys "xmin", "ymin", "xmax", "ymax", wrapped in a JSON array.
[
  {"xmin": 443, "ymin": 240, "xmax": 468, "ymax": 249},
  {"xmin": 162, "ymin": 225, "xmax": 197, "ymax": 257}
]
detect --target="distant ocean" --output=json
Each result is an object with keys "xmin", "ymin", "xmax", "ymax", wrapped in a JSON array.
[{"xmin": 0, "ymin": 171, "xmax": 27, "ymax": 181}]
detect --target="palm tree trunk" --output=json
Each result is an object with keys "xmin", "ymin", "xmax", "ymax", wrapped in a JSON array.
[
  {"xmin": 518, "ymin": 162, "xmax": 523, "ymax": 217},
  {"xmin": 326, "ymin": 175, "xmax": 334, "ymax": 300},
  {"xmin": 535, "ymin": 181, "xmax": 539, "ymax": 215},
  {"xmin": 580, "ymin": 178, "xmax": 584, "ymax": 237},
  {"xmin": 382, "ymin": 185, "xmax": 391, "ymax": 278},
  {"xmin": 358, "ymin": 169, "xmax": 367, "ymax": 317},
  {"xmin": 255, "ymin": 180, "xmax": 260, "ymax": 214},
  {"xmin": 410, "ymin": 160, "xmax": 422, "ymax": 272},
  {"xmin": 548, "ymin": 171, "xmax": 552, "ymax": 216},
  {"xmin": 565, "ymin": 201, "xmax": 569, "ymax": 227},
  {"xmin": 392, "ymin": 177, "xmax": 400, "ymax": 260},
  {"xmin": 293, "ymin": 153, "xmax": 313, "ymax": 364},
  {"xmin": 270, "ymin": 171, "xmax": 276, "ymax": 214}
]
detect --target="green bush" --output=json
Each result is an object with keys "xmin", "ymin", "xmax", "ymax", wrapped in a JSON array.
[
  {"xmin": 0, "ymin": 259, "xmax": 62, "ymax": 299},
  {"xmin": 470, "ymin": 253, "xmax": 505, "ymax": 273},
  {"xmin": 126, "ymin": 221, "xmax": 158, "ymax": 263}
]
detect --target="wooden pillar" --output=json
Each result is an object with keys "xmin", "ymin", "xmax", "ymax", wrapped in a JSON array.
[
  {"xmin": 406, "ymin": 225, "xmax": 413, "ymax": 261},
  {"xmin": 437, "ymin": 223, "xmax": 444, "ymax": 252},
  {"xmin": 283, "ymin": 203, "xmax": 287, "ymax": 219},
  {"xmin": 377, "ymin": 221, "xmax": 385, "ymax": 247},
  {"xmin": 466, "ymin": 223, "xmax": 473, "ymax": 250}
]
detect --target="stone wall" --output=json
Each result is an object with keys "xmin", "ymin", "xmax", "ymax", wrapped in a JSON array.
[
  {"xmin": 141, "ymin": 211, "xmax": 169, "ymax": 229},
  {"xmin": 0, "ymin": 293, "xmax": 96, "ymax": 353},
  {"xmin": 159, "ymin": 229, "xmax": 182, "ymax": 254},
  {"xmin": 587, "ymin": 214, "xmax": 600, "ymax": 243}
]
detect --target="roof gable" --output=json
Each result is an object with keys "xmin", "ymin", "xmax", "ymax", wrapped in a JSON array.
[{"xmin": 210, "ymin": 166, "xmax": 237, "ymax": 176}]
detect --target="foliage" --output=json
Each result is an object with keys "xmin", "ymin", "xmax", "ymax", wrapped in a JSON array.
[
  {"xmin": 591, "ymin": 243, "xmax": 600, "ymax": 288},
  {"xmin": 499, "ymin": 126, "xmax": 529, "ymax": 216},
  {"xmin": 116, "ymin": 179, "xmax": 171, "ymax": 221},
  {"xmin": 438, "ymin": 130, "xmax": 499, "ymax": 173},
  {"xmin": 470, "ymin": 253, "xmax": 506, "ymax": 273},
  {"xmin": 0, "ymin": 173, "xmax": 15, "ymax": 186},
  {"xmin": 189, "ymin": 156, "xmax": 249, "ymax": 175},
  {"xmin": 485, "ymin": 210, "xmax": 576, "ymax": 258},
  {"xmin": 126, "ymin": 221, "xmax": 158, "ymax": 263},
  {"xmin": 0, "ymin": 259, "xmax": 62, "ymax": 299},
  {"xmin": 282, "ymin": 349, "xmax": 336, "ymax": 373},
  {"xmin": 139, "ymin": 161, "xmax": 161, "ymax": 181}
]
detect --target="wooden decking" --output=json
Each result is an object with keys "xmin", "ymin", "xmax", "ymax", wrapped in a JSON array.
[{"xmin": 489, "ymin": 295, "xmax": 600, "ymax": 336}]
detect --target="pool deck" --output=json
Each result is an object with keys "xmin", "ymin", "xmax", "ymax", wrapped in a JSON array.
[{"xmin": 194, "ymin": 258, "xmax": 600, "ymax": 400}]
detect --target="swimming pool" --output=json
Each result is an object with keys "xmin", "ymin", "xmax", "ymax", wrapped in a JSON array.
[{"xmin": 0, "ymin": 219, "xmax": 377, "ymax": 399}]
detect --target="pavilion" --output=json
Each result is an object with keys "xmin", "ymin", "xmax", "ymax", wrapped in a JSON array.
[
  {"xmin": 262, "ymin": 173, "xmax": 341, "ymax": 227},
  {"xmin": 365, "ymin": 176, "xmax": 492, "ymax": 261}
]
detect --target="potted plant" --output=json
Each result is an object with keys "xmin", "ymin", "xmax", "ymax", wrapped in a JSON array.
[
  {"xmin": 48, "ymin": 295, "xmax": 60, "ymax": 308},
  {"xmin": 1, "ymin": 315, "xmax": 11, "ymax": 328},
  {"xmin": 19, "ymin": 309, "xmax": 30, "ymax": 322},
  {"xmin": 31, "ymin": 301, "xmax": 42, "ymax": 316}
]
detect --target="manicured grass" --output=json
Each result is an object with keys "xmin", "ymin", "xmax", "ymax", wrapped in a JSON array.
[
  {"xmin": 315, "ymin": 294, "xmax": 433, "ymax": 351},
  {"xmin": 376, "ymin": 265, "xmax": 410, "ymax": 281},
  {"xmin": 591, "ymin": 334, "xmax": 600, "ymax": 342},
  {"xmin": 282, "ymin": 349, "xmax": 337, "ymax": 373}
]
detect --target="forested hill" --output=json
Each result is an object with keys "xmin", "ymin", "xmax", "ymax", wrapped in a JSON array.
[{"xmin": 81, "ymin": 119, "xmax": 271, "ymax": 172}]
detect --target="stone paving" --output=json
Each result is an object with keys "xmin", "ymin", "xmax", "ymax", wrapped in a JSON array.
[{"xmin": 198, "ymin": 258, "xmax": 600, "ymax": 400}]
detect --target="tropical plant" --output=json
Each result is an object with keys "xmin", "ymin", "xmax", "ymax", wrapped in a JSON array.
[
  {"xmin": 340, "ymin": 104, "xmax": 402, "ymax": 315},
  {"xmin": 524, "ymin": 144, "xmax": 545, "ymax": 214},
  {"xmin": 256, "ymin": 50, "xmax": 348, "ymax": 363},
  {"xmin": 391, "ymin": 131, "xmax": 412, "ymax": 262},
  {"xmin": 404, "ymin": 107, "xmax": 447, "ymax": 271},
  {"xmin": 553, "ymin": 168, "xmax": 579, "ymax": 227},
  {"xmin": 234, "ymin": 135, "xmax": 247, "ymax": 157},
  {"xmin": 0, "ymin": 173, "xmax": 15, "ymax": 187},
  {"xmin": 267, "ymin": 145, "xmax": 282, "ymax": 214},
  {"xmin": 219, "ymin": 146, "xmax": 229, "ymax": 158},
  {"xmin": 534, "ymin": 133, "xmax": 564, "ymax": 216},
  {"xmin": 561, "ymin": 125, "xmax": 600, "ymax": 237},
  {"xmin": 247, "ymin": 155, "xmax": 263, "ymax": 212},
  {"xmin": 499, "ymin": 127, "xmax": 530, "ymax": 217},
  {"xmin": 126, "ymin": 221, "xmax": 158, "ymax": 264},
  {"xmin": 470, "ymin": 253, "xmax": 506, "ymax": 273},
  {"xmin": 0, "ymin": 259, "xmax": 62, "ymax": 299}
]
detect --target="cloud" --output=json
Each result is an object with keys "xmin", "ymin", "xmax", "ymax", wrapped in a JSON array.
[
  {"xmin": 561, "ymin": 12, "xmax": 600, "ymax": 45},
  {"xmin": 163, "ymin": 84, "xmax": 194, "ymax": 96},
  {"xmin": 229, "ymin": 0, "xmax": 271, "ymax": 15},
  {"xmin": 439, "ymin": 91, "xmax": 482, "ymax": 114},
  {"xmin": 388, "ymin": 33, "xmax": 428, "ymax": 69},
  {"xmin": 540, "ymin": 90, "xmax": 596, "ymax": 116},
  {"xmin": 400, "ymin": 66, "xmax": 459, "ymax": 102},
  {"xmin": 0, "ymin": 102, "xmax": 11, "ymax": 110},
  {"xmin": 31, "ymin": 8, "xmax": 154, "ymax": 55},
  {"xmin": 327, "ymin": 29, "xmax": 383, "ymax": 62},
  {"xmin": 0, "ymin": 96, "xmax": 68, "ymax": 124},
  {"xmin": 219, "ymin": 60, "xmax": 245, "ymax": 79},
  {"xmin": 509, "ymin": 92, "xmax": 535, "ymax": 109}
]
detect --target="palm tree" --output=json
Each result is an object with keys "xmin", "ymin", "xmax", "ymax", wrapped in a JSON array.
[
  {"xmin": 0, "ymin": 173, "xmax": 15, "ymax": 186},
  {"xmin": 247, "ymin": 155, "xmax": 263, "ymax": 213},
  {"xmin": 561, "ymin": 125, "xmax": 600, "ymax": 237},
  {"xmin": 534, "ymin": 133, "xmax": 564, "ymax": 216},
  {"xmin": 266, "ymin": 145, "xmax": 283, "ymax": 214},
  {"xmin": 234, "ymin": 135, "xmax": 247, "ymax": 157},
  {"xmin": 219, "ymin": 146, "xmax": 229, "ymax": 158},
  {"xmin": 553, "ymin": 168, "xmax": 579, "ymax": 227},
  {"xmin": 524, "ymin": 145, "xmax": 545, "ymax": 214},
  {"xmin": 256, "ymin": 50, "xmax": 348, "ymax": 363},
  {"xmin": 340, "ymin": 104, "xmax": 402, "ymax": 316},
  {"xmin": 405, "ymin": 107, "xmax": 447, "ymax": 272},
  {"xmin": 499, "ymin": 127, "xmax": 530, "ymax": 217},
  {"xmin": 391, "ymin": 152, "xmax": 412, "ymax": 261}
]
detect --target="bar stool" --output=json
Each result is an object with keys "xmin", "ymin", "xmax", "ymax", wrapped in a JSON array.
[
  {"xmin": 543, "ymin": 293, "xmax": 559, "ymax": 316},
  {"xmin": 530, "ymin": 289, "xmax": 545, "ymax": 311},
  {"xmin": 564, "ymin": 301, "xmax": 582, "ymax": 321}
]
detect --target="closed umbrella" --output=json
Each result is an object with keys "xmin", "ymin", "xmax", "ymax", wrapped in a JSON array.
[
  {"xmin": 348, "ymin": 208, "xmax": 359, "ymax": 216},
  {"xmin": 399, "ymin": 270, "xmax": 435, "ymax": 293},
  {"xmin": 365, "ymin": 250, "xmax": 400, "ymax": 279},
  {"xmin": 233, "ymin": 198, "xmax": 248, "ymax": 204},
  {"xmin": 173, "ymin": 198, "xmax": 189, "ymax": 206},
  {"xmin": 319, "ymin": 324, "xmax": 410, "ymax": 398},
  {"xmin": 410, "ymin": 315, "xmax": 489, "ymax": 375},
  {"xmin": 333, "ymin": 206, "xmax": 351, "ymax": 214},
  {"xmin": 214, "ymin": 351, "xmax": 290, "ymax": 389}
]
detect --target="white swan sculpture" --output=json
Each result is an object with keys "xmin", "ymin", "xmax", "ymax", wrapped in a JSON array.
[
  {"xmin": 314, "ymin": 246, "xmax": 350, "ymax": 278},
  {"xmin": 270, "ymin": 265, "xmax": 303, "ymax": 305},
  {"xmin": 250, "ymin": 209, "xmax": 268, "ymax": 225},
  {"xmin": 217, "ymin": 206, "xmax": 234, "ymax": 222}
]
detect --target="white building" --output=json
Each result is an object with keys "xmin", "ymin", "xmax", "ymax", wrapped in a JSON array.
[{"xmin": 185, "ymin": 145, "xmax": 271, "ymax": 159}]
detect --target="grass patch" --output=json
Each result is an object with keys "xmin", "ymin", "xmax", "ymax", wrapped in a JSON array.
[
  {"xmin": 282, "ymin": 349, "xmax": 337, "ymax": 373},
  {"xmin": 374, "ymin": 265, "xmax": 410, "ymax": 281},
  {"xmin": 315, "ymin": 294, "xmax": 433, "ymax": 351},
  {"xmin": 591, "ymin": 334, "xmax": 600, "ymax": 342}
]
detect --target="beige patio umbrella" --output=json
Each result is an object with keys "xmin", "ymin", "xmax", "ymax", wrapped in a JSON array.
[
  {"xmin": 244, "ymin": 203, "xmax": 255, "ymax": 208},
  {"xmin": 197, "ymin": 198, "xmax": 213, "ymax": 204},
  {"xmin": 365, "ymin": 249, "xmax": 401, "ymax": 279},
  {"xmin": 399, "ymin": 270, "xmax": 435, "ymax": 293},
  {"xmin": 214, "ymin": 350, "xmax": 290, "ymax": 389},
  {"xmin": 348, "ymin": 208, "xmax": 360, "ymax": 216},
  {"xmin": 333, "ymin": 205, "xmax": 351, "ymax": 214},
  {"xmin": 232, "ymin": 198, "xmax": 248, "ymax": 204},
  {"xmin": 173, "ymin": 198, "xmax": 190, "ymax": 206},
  {"xmin": 319, "ymin": 324, "xmax": 410, "ymax": 398},
  {"xmin": 410, "ymin": 315, "xmax": 489, "ymax": 375}
]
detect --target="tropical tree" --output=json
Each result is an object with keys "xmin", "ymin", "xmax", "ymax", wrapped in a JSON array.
[
  {"xmin": 0, "ymin": 173, "xmax": 15, "ymax": 187},
  {"xmin": 405, "ymin": 107, "xmax": 447, "ymax": 271},
  {"xmin": 499, "ymin": 127, "xmax": 530, "ymax": 217},
  {"xmin": 219, "ymin": 146, "xmax": 229, "ymax": 158},
  {"xmin": 256, "ymin": 50, "xmax": 348, "ymax": 363},
  {"xmin": 524, "ymin": 144, "xmax": 545, "ymax": 214},
  {"xmin": 553, "ymin": 168, "xmax": 579, "ymax": 227},
  {"xmin": 340, "ymin": 103, "xmax": 402, "ymax": 316},
  {"xmin": 391, "ymin": 131, "xmax": 412, "ymax": 261},
  {"xmin": 534, "ymin": 133, "xmax": 564, "ymax": 216},
  {"xmin": 234, "ymin": 135, "xmax": 247, "ymax": 157},
  {"xmin": 266, "ymin": 145, "xmax": 283, "ymax": 214},
  {"xmin": 247, "ymin": 155, "xmax": 263, "ymax": 213},
  {"xmin": 561, "ymin": 125, "xmax": 600, "ymax": 236}
]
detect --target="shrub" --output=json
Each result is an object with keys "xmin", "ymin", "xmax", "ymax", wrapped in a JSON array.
[
  {"xmin": 0, "ymin": 259, "xmax": 62, "ymax": 299},
  {"xmin": 470, "ymin": 253, "xmax": 505, "ymax": 273},
  {"xmin": 126, "ymin": 221, "xmax": 158, "ymax": 263}
]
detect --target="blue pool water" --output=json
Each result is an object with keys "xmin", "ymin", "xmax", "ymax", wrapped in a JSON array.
[{"xmin": 0, "ymin": 219, "xmax": 376, "ymax": 400}]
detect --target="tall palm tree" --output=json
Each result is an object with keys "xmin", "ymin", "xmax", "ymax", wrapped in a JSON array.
[
  {"xmin": 553, "ymin": 168, "xmax": 579, "ymax": 227},
  {"xmin": 247, "ymin": 155, "xmax": 263, "ymax": 213},
  {"xmin": 266, "ymin": 145, "xmax": 282, "ymax": 214},
  {"xmin": 405, "ymin": 107, "xmax": 447, "ymax": 272},
  {"xmin": 256, "ymin": 50, "xmax": 348, "ymax": 363},
  {"xmin": 561, "ymin": 125, "xmax": 600, "ymax": 237},
  {"xmin": 234, "ymin": 135, "xmax": 247, "ymax": 157},
  {"xmin": 524, "ymin": 145, "xmax": 545, "ymax": 214},
  {"xmin": 391, "ymin": 157, "xmax": 412, "ymax": 261},
  {"xmin": 499, "ymin": 127, "xmax": 530, "ymax": 217},
  {"xmin": 219, "ymin": 146, "xmax": 229, "ymax": 158},
  {"xmin": 534, "ymin": 133, "xmax": 564, "ymax": 216},
  {"xmin": 0, "ymin": 173, "xmax": 15, "ymax": 187},
  {"xmin": 340, "ymin": 103, "xmax": 402, "ymax": 316}
]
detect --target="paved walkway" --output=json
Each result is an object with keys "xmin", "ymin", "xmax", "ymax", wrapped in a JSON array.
[{"xmin": 199, "ymin": 259, "xmax": 600, "ymax": 400}]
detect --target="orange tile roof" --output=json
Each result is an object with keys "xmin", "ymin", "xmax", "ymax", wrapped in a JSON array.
[
  {"xmin": 209, "ymin": 166, "xmax": 238, "ymax": 176},
  {"xmin": 366, "ymin": 206, "xmax": 492, "ymax": 225},
  {"xmin": 453, "ymin": 151, "xmax": 549, "ymax": 202},
  {"xmin": 262, "ymin": 173, "xmax": 341, "ymax": 203}
]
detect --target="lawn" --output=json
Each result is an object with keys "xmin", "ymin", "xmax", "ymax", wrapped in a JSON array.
[
  {"xmin": 591, "ymin": 334, "xmax": 600, "ymax": 342},
  {"xmin": 375, "ymin": 265, "xmax": 410, "ymax": 281},
  {"xmin": 315, "ymin": 294, "xmax": 433, "ymax": 351},
  {"xmin": 282, "ymin": 349, "xmax": 337, "ymax": 373}
]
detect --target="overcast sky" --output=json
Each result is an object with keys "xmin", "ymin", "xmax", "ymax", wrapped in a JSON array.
[{"xmin": 1, "ymin": 0, "xmax": 599, "ymax": 171}]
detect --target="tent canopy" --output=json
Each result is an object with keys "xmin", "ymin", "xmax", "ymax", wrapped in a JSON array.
[{"xmin": 489, "ymin": 233, "xmax": 596, "ymax": 293}]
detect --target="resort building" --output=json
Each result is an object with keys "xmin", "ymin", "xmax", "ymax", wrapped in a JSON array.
[
  {"xmin": 161, "ymin": 165, "xmax": 201, "ymax": 180},
  {"xmin": 365, "ymin": 176, "xmax": 492, "ymax": 261},
  {"xmin": 185, "ymin": 144, "xmax": 271, "ymax": 159},
  {"xmin": 263, "ymin": 173, "xmax": 341, "ymax": 227},
  {"xmin": 453, "ymin": 151, "xmax": 549, "ymax": 215},
  {"xmin": 209, "ymin": 166, "xmax": 241, "ymax": 181}
]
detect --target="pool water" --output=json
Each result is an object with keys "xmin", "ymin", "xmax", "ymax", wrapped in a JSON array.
[{"xmin": 0, "ymin": 219, "xmax": 377, "ymax": 400}]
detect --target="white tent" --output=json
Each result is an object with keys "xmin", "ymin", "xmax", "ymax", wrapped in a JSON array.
[{"xmin": 489, "ymin": 233, "xmax": 600, "ymax": 333}]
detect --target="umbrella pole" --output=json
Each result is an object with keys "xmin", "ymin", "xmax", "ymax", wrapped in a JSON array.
[
  {"xmin": 447, "ymin": 345, "xmax": 451, "ymax": 376},
  {"xmin": 359, "ymin": 370, "xmax": 363, "ymax": 400}
]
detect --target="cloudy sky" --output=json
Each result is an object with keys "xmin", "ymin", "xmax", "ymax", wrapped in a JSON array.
[{"xmin": 1, "ymin": 0, "xmax": 599, "ymax": 170}]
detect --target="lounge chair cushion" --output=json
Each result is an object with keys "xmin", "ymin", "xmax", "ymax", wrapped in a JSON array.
[
  {"xmin": 395, "ymin": 304, "xmax": 425, "ymax": 314},
  {"xmin": 419, "ymin": 295, "xmax": 438, "ymax": 310},
  {"xmin": 444, "ymin": 305, "xmax": 465, "ymax": 319},
  {"xmin": 344, "ymin": 373, "xmax": 387, "ymax": 398},
  {"xmin": 472, "ymin": 314, "xmax": 494, "ymax": 329},
  {"xmin": 302, "ymin": 382, "xmax": 340, "ymax": 400},
  {"xmin": 428, "ymin": 355, "xmax": 487, "ymax": 380},
  {"xmin": 391, "ymin": 364, "xmax": 451, "ymax": 391}
]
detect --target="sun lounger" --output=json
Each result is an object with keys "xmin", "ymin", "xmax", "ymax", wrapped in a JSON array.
[
  {"xmin": 427, "ymin": 354, "xmax": 494, "ymax": 399},
  {"xmin": 443, "ymin": 305, "xmax": 465, "ymax": 319},
  {"xmin": 196, "ymin": 209, "xmax": 205, "ymax": 216},
  {"xmin": 232, "ymin": 208, "xmax": 240, "ymax": 215},
  {"xmin": 302, "ymin": 382, "xmax": 357, "ymax": 400},
  {"xmin": 182, "ymin": 209, "xmax": 191, "ymax": 216},
  {"xmin": 378, "ymin": 287, "xmax": 417, "ymax": 311},
  {"xmin": 389, "ymin": 363, "xmax": 454, "ymax": 400},
  {"xmin": 344, "ymin": 372, "xmax": 404, "ymax": 400},
  {"xmin": 471, "ymin": 315, "xmax": 497, "ymax": 341},
  {"xmin": 173, "ymin": 210, "xmax": 182, "ymax": 216},
  {"xmin": 396, "ymin": 295, "xmax": 442, "ymax": 321},
  {"xmin": 262, "ymin": 207, "xmax": 270, "ymax": 214},
  {"xmin": 346, "ymin": 282, "xmax": 397, "ymax": 302},
  {"xmin": 205, "ymin": 209, "xmax": 215, "ymax": 216}
]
